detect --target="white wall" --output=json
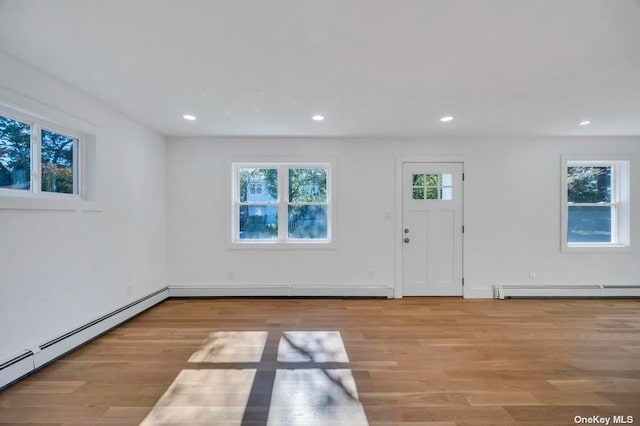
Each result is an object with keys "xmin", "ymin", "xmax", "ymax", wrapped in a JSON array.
[
  {"xmin": 0, "ymin": 53, "xmax": 167, "ymax": 361},
  {"xmin": 167, "ymin": 136, "xmax": 639, "ymax": 298}
]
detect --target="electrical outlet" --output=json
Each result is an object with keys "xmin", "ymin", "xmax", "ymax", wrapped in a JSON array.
[
  {"xmin": 529, "ymin": 269, "xmax": 536, "ymax": 279},
  {"xmin": 368, "ymin": 270, "xmax": 375, "ymax": 280}
]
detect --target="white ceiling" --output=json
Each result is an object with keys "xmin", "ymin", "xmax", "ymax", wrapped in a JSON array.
[{"xmin": 1, "ymin": 0, "xmax": 639, "ymax": 137}]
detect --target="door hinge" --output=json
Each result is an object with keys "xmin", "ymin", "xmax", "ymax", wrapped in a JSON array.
[
  {"xmin": 462, "ymin": 173, "xmax": 465, "ymax": 181},
  {"xmin": 462, "ymin": 277, "xmax": 465, "ymax": 286},
  {"xmin": 462, "ymin": 225, "xmax": 465, "ymax": 233}
]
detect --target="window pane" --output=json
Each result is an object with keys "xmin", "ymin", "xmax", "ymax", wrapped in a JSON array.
[
  {"xmin": 426, "ymin": 174, "xmax": 440, "ymax": 186},
  {"xmin": 441, "ymin": 187, "xmax": 453, "ymax": 200},
  {"xmin": 412, "ymin": 174, "xmax": 424, "ymax": 186},
  {"xmin": 568, "ymin": 206, "xmax": 612, "ymax": 243},
  {"xmin": 0, "ymin": 115, "xmax": 31, "ymax": 190},
  {"xmin": 41, "ymin": 129, "xmax": 76, "ymax": 194},
  {"xmin": 239, "ymin": 205, "xmax": 278, "ymax": 239},
  {"xmin": 442, "ymin": 173, "xmax": 452, "ymax": 186},
  {"xmin": 412, "ymin": 188, "xmax": 424, "ymax": 199},
  {"xmin": 239, "ymin": 168, "xmax": 278, "ymax": 203},
  {"xmin": 288, "ymin": 205, "xmax": 328, "ymax": 239},
  {"xmin": 426, "ymin": 187, "xmax": 439, "ymax": 199},
  {"xmin": 289, "ymin": 168, "xmax": 327, "ymax": 203},
  {"xmin": 567, "ymin": 166, "xmax": 611, "ymax": 203}
]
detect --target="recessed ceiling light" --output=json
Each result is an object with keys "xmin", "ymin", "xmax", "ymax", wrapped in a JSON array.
[
  {"xmin": 579, "ymin": 120, "xmax": 591, "ymax": 126},
  {"xmin": 440, "ymin": 116, "xmax": 454, "ymax": 122},
  {"xmin": 182, "ymin": 114, "xmax": 196, "ymax": 121},
  {"xmin": 312, "ymin": 114, "xmax": 325, "ymax": 121}
]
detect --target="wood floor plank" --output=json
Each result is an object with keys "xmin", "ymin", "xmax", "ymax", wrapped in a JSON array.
[{"xmin": 0, "ymin": 297, "xmax": 639, "ymax": 425}]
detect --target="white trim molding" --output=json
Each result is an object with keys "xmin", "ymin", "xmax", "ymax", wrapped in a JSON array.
[
  {"xmin": 495, "ymin": 284, "xmax": 640, "ymax": 299},
  {"xmin": 169, "ymin": 284, "xmax": 394, "ymax": 298}
]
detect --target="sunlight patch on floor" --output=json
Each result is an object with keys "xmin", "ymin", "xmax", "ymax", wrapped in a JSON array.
[
  {"xmin": 139, "ymin": 369, "xmax": 256, "ymax": 424},
  {"xmin": 278, "ymin": 331, "xmax": 349, "ymax": 362},
  {"xmin": 189, "ymin": 331, "xmax": 268, "ymax": 363},
  {"xmin": 142, "ymin": 330, "xmax": 368, "ymax": 425},
  {"xmin": 267, "ymin": 368, "xmax": 368, "ymax": 426}
]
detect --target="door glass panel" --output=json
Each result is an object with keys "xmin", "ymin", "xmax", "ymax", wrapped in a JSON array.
[
  {"xmin": 412, "ymin": 172, "xmax": 454, "ymax": 200},
  {"xmin": 426, "ymin": 188, "xmax": 439, "ymax": 199},
  {"xmin": 412, "ymin": 174, "xmax": 424, "ymax": 186},
  {"xmin": 441, "ymin": 187, "xmax": 453, "ymax": 200},
  {"xmin": 426, "ymin": 174, "xmax": 440, "ymax": 186}
]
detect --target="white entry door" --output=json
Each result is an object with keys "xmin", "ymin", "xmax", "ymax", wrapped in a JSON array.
[{"xmin": 402, "ymin": 162, "xmax": 463, "ymax": 296}]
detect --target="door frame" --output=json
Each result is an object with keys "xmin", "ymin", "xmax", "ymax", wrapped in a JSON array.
[{"xmin": 394, "ymin": 156, "xmax": 465, "ymax": 298}]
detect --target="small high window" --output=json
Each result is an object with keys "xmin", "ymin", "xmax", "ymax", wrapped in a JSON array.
[{"xmin": 1, "ymin": 112, "xmax": 80, "ymax": 197}]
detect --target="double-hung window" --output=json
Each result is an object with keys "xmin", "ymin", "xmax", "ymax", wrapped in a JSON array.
[
  {"xmin": 232, "ymin": 163, "xmax": 332, "ymax": 245},
  {"xmin": 561, "ymin": 156, "xmax": 630, "ymax": 251},
  {"xmin": 0, "ymin": 111, "xmax": 79, "ymax": 197}
]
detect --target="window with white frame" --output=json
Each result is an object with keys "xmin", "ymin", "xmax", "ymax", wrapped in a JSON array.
[
  {"xmin": 0, "ymin": 111, "xmax": 79, "ymax": 196},
  {"xmin": 561, "ymin": 157, "xmax": 630, "ymax": 251},
  {"xmin": 232, "ymin": 163, "xmax": 332, "ymax": 244}
]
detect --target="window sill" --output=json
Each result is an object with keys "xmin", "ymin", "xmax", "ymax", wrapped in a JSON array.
[
  {"xmin": 562, "ymin": 244, "xmax": 631, "ymax": 253},
  {"xmin": 0, "ymin": 196, "xmax": 101, "ymax": 212},
  {"xmin": 228, "ymin": 240, "xmax": 337, "ymax": 250}
]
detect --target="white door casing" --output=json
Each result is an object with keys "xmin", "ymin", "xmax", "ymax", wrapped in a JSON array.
[{"xmin": 402, "ymin": 162, "xmax": 463, "ymax": 296}]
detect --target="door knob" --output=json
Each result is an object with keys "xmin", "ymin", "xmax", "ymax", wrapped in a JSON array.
[
  {"xmin": 404, "ymin": 228, "xmax": 409, "ymax": 233},
  {"xmin": 404, "ymin": 237, "xmax": 410, "ymax": 243}
]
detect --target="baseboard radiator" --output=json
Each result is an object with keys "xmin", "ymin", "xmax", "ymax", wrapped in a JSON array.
[
  {"xmin": 169, "ymin": 284, "xmax": 394, "ymax": 298},
  {"xmin": 0, "ymin": 287, "xmax": 168, "ymax": 390},
  {"xmin": 495, "ymin": 284, "xmax": 640, "ymax": 299}
]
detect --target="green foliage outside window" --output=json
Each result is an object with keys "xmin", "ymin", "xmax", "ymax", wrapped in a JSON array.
[{"xmin": 0, "ymin": 115, "xmax": 31, "ymax": 190}]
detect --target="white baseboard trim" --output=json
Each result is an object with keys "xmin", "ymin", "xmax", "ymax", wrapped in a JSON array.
[
  {"xmin": 463, "ymin": 286, "xmax": 494, "ymax": 299},
  {"xmin": 0, "ymin": 287, "xmax": 168, "ymax": 390},
  {"xmin": 495, "ymin": 284, "xmax": 640, "ymax": 299},
  {"xmin": 169, "ymin": 284, "xmax": 394, "ymax": 298}
]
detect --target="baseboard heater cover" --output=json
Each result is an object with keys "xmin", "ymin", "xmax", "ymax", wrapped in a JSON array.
[
  {"xmin": 495, "ymin": 284, "xmax": 640, "ymax": 299},
  {"xmin": 169, "ymin": 284, "xmax": 394, "ymax": 298},
  {"xmin": 0, "ymin": 287, "xmax": 169, "ymax": 390},
  {"xmin": 0, "ymin": 350, "xmax": 34, "ymax": 391}
]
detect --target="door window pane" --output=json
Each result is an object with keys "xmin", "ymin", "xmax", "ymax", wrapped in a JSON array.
[
  {"xmin": 412, "ymin": 174, "xmax": 424, "ymax": 186},
  {"xmin": 0, "ymin": 115, "xmax": 31, "ymax": 190},
  {"xmin": 568, "ymin": 206, "xmax": 612, "ymax": 243},
  {"xmin": 41, "ymin": 129, "xmax": 76, "ymax": 194},
  {"xmin": 426, "ymin": 188, "xmax": 439, "ymax": 199},
  {"xmin": 441, "ymin": 187, "xmax": 453, "ymax": 200},
  {"xmin": 426, "ymin": 174, "xmax": 440, "ymax": 186},
  {"xmin": 288, "ymin": 205, "xmax": 327, "ymax": 239},
  {"xmin": 239, "ymin": 205, "xmax": 278, "ymax": 239},
  {"xmin": 412, "ymin": 172, "xmax": 453, "ymax": 200}
]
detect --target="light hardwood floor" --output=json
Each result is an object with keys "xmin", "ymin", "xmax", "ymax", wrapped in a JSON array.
[{"xmin": 0, "ymin": 298, "xmax": 639, "ymax": 425}]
